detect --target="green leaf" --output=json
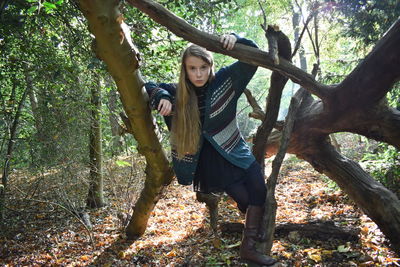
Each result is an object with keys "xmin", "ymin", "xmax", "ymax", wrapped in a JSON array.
[
  {"xmin": 27, "ymin": 5, "xmax": 38, "ymax": 14},
  {"xmin": 337, "ymin": 245, "xmax": 351, "ymax": 253},
  {"xmin": 43, "ymin": 2, "xmax": 57, "ymax": 10},
  {"xmin": 115, "ymin": 160, "xmax": 131, "ymax": 167}
]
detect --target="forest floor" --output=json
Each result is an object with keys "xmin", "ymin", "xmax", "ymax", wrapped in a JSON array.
[{"xmin": 1, "ymin": 154, "xmax": 400, "ymax": 266}]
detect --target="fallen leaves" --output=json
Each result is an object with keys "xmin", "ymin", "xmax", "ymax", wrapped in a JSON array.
[
  {"xmin": 164, "ymin": 249, "xmax": 177, "ymax": 257},
  {"xmin": 80, "ymin": 255, "xmax": 90, "ymax": 261},
  {"xmin": 3, "ymin": 158, "xmax": 400, "ymax": 266}
]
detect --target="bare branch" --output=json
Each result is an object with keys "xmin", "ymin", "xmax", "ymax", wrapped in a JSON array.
[
  {"xmin": 244, "ymin": 89, "xmax": 265, "ymax": 120},
  {"xmin": 258, "ymin": 0, "xmax": 268, "ymax": 32},
  {"xmin": 292, "ymin": 12, "xmax": 314, "ymax": 58},
  {"xmin": 265, "ymin": 25, "xmax": 281, "ymax": 65},
  {"xmin": 126, "ymin": 0, "xmax": 329, "ymax": 99},
  {"xmin": 261, "ymin": 87, "xmax": 309, "ymax": 253}
]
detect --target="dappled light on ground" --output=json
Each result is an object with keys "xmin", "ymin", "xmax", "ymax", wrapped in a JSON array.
[{"xmin": 1, "ymin": 157, "xmax": 399, "ymax": 266}]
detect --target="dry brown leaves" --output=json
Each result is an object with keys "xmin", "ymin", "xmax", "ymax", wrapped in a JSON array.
[{"xmin": 1, "ymin": 157, "xmax": 399, "ymax": 266}]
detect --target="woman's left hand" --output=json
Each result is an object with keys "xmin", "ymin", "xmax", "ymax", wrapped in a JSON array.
[{"xmin": 220, "ymin": 34, "xmax": 237, "ymax": 50}]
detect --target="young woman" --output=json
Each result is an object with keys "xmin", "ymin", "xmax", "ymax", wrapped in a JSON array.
[{"xmin": 145, "ymin": 34, "xmax": 276, "ymax": 266}]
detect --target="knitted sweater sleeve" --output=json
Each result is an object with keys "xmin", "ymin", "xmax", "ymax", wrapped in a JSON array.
[
  {"xmin": 144, "ymin": 82, "xmax": 177, "ymax": 110},
  {"xmin": 225, "ymin": 33, "xmax": 258, "ymax": 94}
]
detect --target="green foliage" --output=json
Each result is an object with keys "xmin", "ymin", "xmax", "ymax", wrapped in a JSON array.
[
  {"xmin": 362, "ymin": 144, "xmax": 400, "ymax": 196},
  {"xmin": 387, "ymin": 82, "xmax": 400, "ymax": 109},
  {"xmin": 1, "ymin": 0, "xmax": 399, "ymax": 199},
  {"xmin": 1, "ymin": 0, "xmax": 94, "ymax": 168},
  {"xmin": 323, "ymin": 0, "xmax": 400, "ymax": 46},
  {"xmin": 128, "ymin": 0, "xmax": 241, "ymax": 83},
  {"xmin": 115, "ymin": 160, "xmax": 131, "ymax": 167}
]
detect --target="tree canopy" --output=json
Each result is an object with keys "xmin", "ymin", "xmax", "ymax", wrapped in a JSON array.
[{"xmin": 1, "ymin": 0, "xmax": 400, "ymax": 263}]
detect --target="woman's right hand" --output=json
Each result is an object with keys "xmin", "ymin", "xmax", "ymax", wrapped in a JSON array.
[
  {"xmin": 158, "ymin": 99, "xmax": 172, "ymax": 116},
  {"xmin": 220, "ymin": 34, "xmax": 237, "ymax": 50}
]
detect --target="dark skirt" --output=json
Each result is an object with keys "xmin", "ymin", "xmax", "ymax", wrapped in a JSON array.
[{"xmin": 193, "ymin": 139, "xmax": 255, "ymax": 193}]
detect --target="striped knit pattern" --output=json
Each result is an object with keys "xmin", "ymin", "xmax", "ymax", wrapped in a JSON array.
[
  {"xmin": 171, "ymin": 151, "xmax": 195, "ymax": 163},
  {"xmin": 211, "ymin": 117, "xmax": 241, "ymax": 153},
  {"xmin": 210, "ymin": 78, "xmax": 235, "ymax": 118},
  {"xmin": 149, "ymin": 87, "xmax": 162, "ymax": 109},
  {"xmin": 195, "ymin": 87, "xmax": 207, "ymax": 122}
]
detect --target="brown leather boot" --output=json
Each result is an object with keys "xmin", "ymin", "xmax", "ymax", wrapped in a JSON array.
[{"xmin": 240, "ymin": 205, "xmax": 277, "ymax": 266}]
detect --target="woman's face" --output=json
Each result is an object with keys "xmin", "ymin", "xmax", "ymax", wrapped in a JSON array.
[{"xmin": 185, "ymin": 56, "xmax": 211, "ymax": 87}]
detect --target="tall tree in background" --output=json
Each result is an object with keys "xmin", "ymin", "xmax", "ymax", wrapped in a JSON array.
[
  {"xmin": 0, "ymin": 0, "xmax": 105, "ymax": 221},
  {"xmin": 86, "ymin": 75, "xmax": 105, "ymax": 208},
  {"xmin": 0, "ymin": 65, "xmax": 30, "ymax": 218}
]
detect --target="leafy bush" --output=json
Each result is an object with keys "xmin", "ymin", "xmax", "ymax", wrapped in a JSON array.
[{"xmin": 362, "ymin": 144, "xmax": 400, "ymax": 197}]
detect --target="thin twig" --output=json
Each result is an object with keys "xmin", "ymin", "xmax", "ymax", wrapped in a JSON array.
[
  {"xmin": 292, "ymin": 12, "xmax": 315, "ymax": 58},
  {"xmin": 237, "ymin": 88, "xmax": 267, "ymax": 119},
  {"xmin": 258, "ymin": 0, "xmax": 268, "ymax": 31},
  {"xmin": 22, "ymin": 198, "xmax": 95, "ymax": 247}
]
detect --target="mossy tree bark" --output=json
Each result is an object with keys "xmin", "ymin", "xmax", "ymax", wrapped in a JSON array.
[{"xmin": 78, "ymin": 0, "xmax": 174, "ymax": 238}]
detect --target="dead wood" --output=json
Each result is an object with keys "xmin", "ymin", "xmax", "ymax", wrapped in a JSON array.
[{"xmin": 220, "ymin": 221, "xmax": 359, "ymax": 241}]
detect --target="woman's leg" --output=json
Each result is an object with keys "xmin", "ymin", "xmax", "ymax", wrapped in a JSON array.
[
  {"xmin": 240, "ymin": 161, "xmax": 276, "ymax": 266},
  {"xmin": 225, "ymin": 180, "xmax": 249, "ymax": 213},
  {"xmin": 224, "ymin": 161, "xmax": 266, "ymax": 212},
  {"xmin": 243, "ymin": 161, "xmax": 266, "ymax": 206}
]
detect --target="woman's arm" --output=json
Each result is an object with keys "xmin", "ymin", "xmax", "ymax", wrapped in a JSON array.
[
  {"xmin": 220, "ymin": 33, "xmax": 259, "ymax": 94},
  {"xmin": 144, "ymin": 82, "xmax": 176, "ymax": 116},
  {"xmin": 230, "ymin": 33, "xmax": 258, "ymax": 49}
]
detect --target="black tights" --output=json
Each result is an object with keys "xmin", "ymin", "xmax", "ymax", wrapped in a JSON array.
[{"xmin": 224, "ymin": 163, "xmax": 266, "ymax": 213}]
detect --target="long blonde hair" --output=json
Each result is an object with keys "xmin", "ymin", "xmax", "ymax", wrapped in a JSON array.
[{"xmin": 171, "ymin": 44, "xmax": 215, "ymax": 158}]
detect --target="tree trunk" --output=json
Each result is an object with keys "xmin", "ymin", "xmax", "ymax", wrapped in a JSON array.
[
  {"xmin": 301, "ymin": 140, "xmax": 400, "ymax": 252},
  {"xmin": 1, "ymin": 82, "xmax": 29, "ymax": 219},
  {"xmin": 86, "ymin": 75, "xmax": 106, "ymax": 208},
  {"xmin": 105, "ymin": 75, "xmax": 124, "ymax": 156},
  {"xmin": 28, "ymin": 85, "xmax": 45, "ymax": 141},
  {"xmin": 259, "ymin": 89, "xmax": 308, "ymax": 257},
  {"xmin": 78, "ymin": 0, "xmax": 174, "ymax": 239},
  {"xmin": 108, "ymin": 87, "xmax": 124, "ymax": 156},
  {"xmin": 291, "ymin": 5, "xmax": 307, "ymax": 71},
  {"xmin": 252, "ymin": 27, "xmax": 292, "ymax": 169}
]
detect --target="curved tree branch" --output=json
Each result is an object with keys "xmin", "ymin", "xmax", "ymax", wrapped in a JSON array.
[
  {"xmin": 339, "ymin": 105, "xmax": 400, "ymax": 149},
  {"xmin": 244, "ymin": 89, "xmax": 265, "ymax": 120},
  {"xmin": 126, "ymin": 0, "xmax": 328, "ymax": 99},
  {"xmin": 78, "ymin": 0, "xmax": 174, "ymax": 239},
  {"xmin": 302, "ymin": 140, "xmax": 400, "ymax": 253},
  {"xmin": 331, "ymin": 18, "xmax": 400, "ymax": 110}
]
